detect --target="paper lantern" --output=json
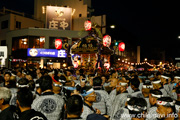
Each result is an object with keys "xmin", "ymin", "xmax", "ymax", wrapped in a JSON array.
[
  {"xmin": 103, "ymin": 35, "xmax": 111, "ymax": 47},
  {"xmin": 84, "ymin": 20, "xmax": 91, "ymax": 31},
  {"xmin": 104, "ymin": 63, "xmax": 110, "ymax": 69},
  {"xmin": 55, "ymin": 39, "xmax": 62, "ymax": 49},
  {"xmin": 118, "ymin": 42, "xmax": 125, "ymax": 51},
  {"xmin": 74, "ymin": 62, "xmax": 78, "ymax": 68}
]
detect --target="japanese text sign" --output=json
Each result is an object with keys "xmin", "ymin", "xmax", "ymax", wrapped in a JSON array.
[
  {"xmin": 46, "ymin": 6, "xmax": 72, "ymax": 30},
  {"xmin": 27, "ymin": 48, "xmax": 67, "ymax": 58}
]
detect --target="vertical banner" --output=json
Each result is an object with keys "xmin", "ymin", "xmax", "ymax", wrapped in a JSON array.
[{"xmin": 46, "ymin": 6, "xmax": 72, "ymax": 30}]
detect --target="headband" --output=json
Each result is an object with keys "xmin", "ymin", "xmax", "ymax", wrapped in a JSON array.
[
  {"xmin": 161, "ymin": 75, "xmax": 169, "ymax": 79},
  {"xmin": 127, "ymin": 105, "xmax": 147, "ymax": 112},
  {"xmin": 142, "ymin": 85, "xmax": 153, "ymax": 89},
  {"xmin": 64, "ymin": 86, "xmax": 76, "ymax": 91},
  {"xmin": 81, "ymin": 88, "xmax": 94, "ymax": 97},
  {"xmin": 11, "ymin": 73, "xmax": 16, "ymax": 77},
  {"xmin": 138, "ymin": 76, "xmax": 146, "ymax": 79},
  {"xmin": 157, "ymin": 100, "xmax": 175, "ymax": 107},
  {"xmin": 35, "ymin": 83, "xmax": 40, "ymax": 88},
  {"xmin": 174, "ymin": 76, "xmax": 180, "ymax": 79},
  {"xmin": 22, "ymin": 72, "xmax": 26, "ymax": 75},
  {"xmin": 152, "ymin": 80, "xmax": 161, "ymax": 84},
  {"xmin": 59, "ymin": 79, "xmax": 66, "ymax": 83},
  {"xmin": 151, "ymin": 94, "xmax": 163, "ymax": 98},
  {"xmin": 53, "ymin": 83, "xmax": 62, "ymax": 87},
  {"xmin": 119, "ymin": 82, "xmax": 128, "ymax": 86},
  {"xmin": 148, "ymin": 75, "xmax": 154, "ymax": 78},
  {"xmin": 16, "ymin": 83, "xmax": 29, "ymax": 88}
]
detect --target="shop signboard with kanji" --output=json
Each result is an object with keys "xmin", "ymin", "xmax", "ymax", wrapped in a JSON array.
[
  {"xmin": 46, "ymin": 6, "xmax": 72, "ymax": 30},
  {"xmin": 27, "ymin": 48, "xmax": 67, "ymax": 58}
]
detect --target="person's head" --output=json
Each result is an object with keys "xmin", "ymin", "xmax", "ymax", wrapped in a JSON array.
[
  {"xmin": 16, "ymin": 69, "xmax": 22, "ymax": 77},
  {"xmin": 152, "ymin": 78, "xmax": 162, "ymax": 89},
  {"xmin": 53, "ymin": 82, "xmax": 62, "ymax": 94},
  {"xmin": 39, "ymin": 75, "xmax": 53, "ymax": 92},
  {"xmin": 109, "ymin": 78, "xmax": 118, "ymax": 88},
  {"xmin": 130, "ymin": 78, "xmax": 140, "ymax": 90},
  {"xmin": 142, "ymin": 82, "xmax": 153, "ymax": 97},
  {"xmin": 16, "ymin": 89, "xmax": 33, "ymax": 109},
  {"xmin": 0, "ymin": 87, "xmax": 12, "ymax": 109},
  {"xmin": 149, "ymin": 89, "xmax": 162, "ymax": 106},
  {"xmin": 79, "ymin": 74, "xmax": 85, "ymax": 81},
  {"xmin": 156, "ymin": 72, "xmax": 161, "ymax": 79},
  {"xmin": 4, "ymin": 72, "xmax": 11, "ymax": 82},
  {"xmin": 66, "ymin": 95, "xmax": 83, "ymax": 117},
  {"xmin": 81, "ymin": 86, "xmax": 96, "ymax": 103},
  {"xmin": 93, "ymin": 77, "xmax": 102, "ymax": 87},
  {"xmin": 76, "ymin": 70, "xmax": 80, "ymax": 75},
  {"xmin": 116, "ymin": 80, "xmax": 128, "ymax": 93},
  {"xmin": 28, "ymin": 80, "xmax": 35, "ymax": 91},
  {"xmin": 101, "ymin": 75, "xmax": 107, "ymax": 85},
  {"xmin": 80, "ymin": 75, "xmax": 87, "ymax": 88},
  {"xmin": 156, "ymin": 97, "xmax": 177, "ymax": 119},
  {"xmin": 36, "ymin": 68, "xmax": 41, "ymax": 74},
  {"xmin": 8, "ymin": 76, "xmax": 17, "ymax": 88},
  {"xmin": 110, "ymin": 70, "xmax": 118, "ymax": 78},
  {"xmin": 26, "ymin": 74, "xmax": 33, "ymax": 81},
  {"xmin": 17, "ymin": 78, "xmax": 30, "ymax": 91},
  {"xmin": 127, "ymin": 97, "xmax": 147, "ymax": 119}
]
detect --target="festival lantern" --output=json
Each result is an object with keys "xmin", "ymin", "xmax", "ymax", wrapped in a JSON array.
[
  {"xmin": 118, "ymin": 42, "xmax": 125, "ymax": 51},
  {"xmin": 84, "ymin": 20, "xmax": 91, "ymax": 31},
  {"xmin": 103, "ymin": 35, "xmax": 111, "ymax": 47},
  {"xmin": 104, "ymin": 62, "xmax": 110, "ymax": 69},
  {"xmin": 74, "ymin": 62, "xmax": 78, "ymax": 68},
  {"xmin": 55, "ymin": 39, "xmax": 62, "ymax": 49}
]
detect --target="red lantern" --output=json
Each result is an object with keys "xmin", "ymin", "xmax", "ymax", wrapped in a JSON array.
[
  {"xmin": 104, "ymin": 63, "xmax": 110, "ymax": 69},
  {"xmin": 84, "ymin": 20, "xmax": 91, "ymax": 31},
  {"xmin": 55, "ymin": 39, "xmax": 62, "ymax": 49},
  {"xmin": 118, "ymin": 42, "xmax": 125, "ymax": 51},
  {"xmin": 74, "ymin": 62, "xmax": 78, "ymax": 68},
  {"xmin": 103, "ymin": 35, "xmax": 111, "ymax": 47}
]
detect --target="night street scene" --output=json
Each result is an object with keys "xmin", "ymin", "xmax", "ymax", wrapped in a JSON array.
[{"xmin": 1, "ymin": 0, "xmax": 180, "ymax": 120}]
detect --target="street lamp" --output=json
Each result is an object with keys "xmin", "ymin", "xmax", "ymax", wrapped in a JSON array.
[
  {"xmin": 178, "ymin": 36, "xmax": 180, "ymax": 39},
  {"xmin": 144, "ymin": 58, "xmax": 147, "ymax": 62},
  {"xmin": 110, "ymin": 25, "xmax": 115, "ymax": 29}
]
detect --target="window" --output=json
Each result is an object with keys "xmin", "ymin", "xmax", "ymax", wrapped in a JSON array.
[
  {"xmin": 12, "ymin": 37, "xmax": 28, "ymax": 51},
  {"xmin": 79, "ymin": 14, "xmax": 82, "ymax": 17},
  {"xmin": 1, "ymin": 20, "xmax": 8, "ymax": 29},
  {"xmin": 16, "ymin": 21, "xmax": 21, "ymax": 29},
  {"xmin": 1, "ymin": 40, "xmax": 6, "ymax": 46}
]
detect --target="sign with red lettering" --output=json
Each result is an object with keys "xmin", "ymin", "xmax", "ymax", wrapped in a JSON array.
[{"xmin": 55, "ymin": 39, "xmax": 62, "ymax": 49}]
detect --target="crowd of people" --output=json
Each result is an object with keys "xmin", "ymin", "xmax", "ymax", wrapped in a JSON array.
[{"xmin": 0, "ymin": 66, "xmax": 180, "ymax": 120}]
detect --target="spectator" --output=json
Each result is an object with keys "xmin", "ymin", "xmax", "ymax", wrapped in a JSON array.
[
  {"xmin": 17, "ymin": 89, "xmax": 47, "ymax": 120},
  {"xmin": 65, "ymin": 95, "xmax": 83, "ymax": 119},
  {"xmin": 32, "ymin": 75, "xmax": 65, "ymax": 120},
  {"xmin": 0, "ymin": 87, "xmax": 18, "ymax": 120},
  {"xmin": 0, "ymin": 72, "xmax": 11, "ymax": 87}
]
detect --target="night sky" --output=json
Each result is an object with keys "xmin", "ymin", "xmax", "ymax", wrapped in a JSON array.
[{"xmin": 1, "ymin": 0, "xmax": 180, "ymax": 61}]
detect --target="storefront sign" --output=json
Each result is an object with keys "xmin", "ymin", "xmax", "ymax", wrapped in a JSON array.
[
  {"xmin": 103, "ymin": 35, "xmax": 111, "ymax": 47},
  {"xmin": 46, "ymin": 6, "xmax": 72, "ymax": 30},
  {"xmin": 118, "ymin": 42, "xmax": 125, "ymax": 51},
  {"xmin": 55, "ymin": 39, "xmax": 62, "ymax": 49},
  {"xmin": 0, "ymin": 46, "xmax": 7, "ymax": 59},
  {"xmin": 27, "ymin": 48, "xmax": 67, "ymax": 58},
  {"xmin": 84, "ymin": 20, "xmax": 91, "ymax": 31}
]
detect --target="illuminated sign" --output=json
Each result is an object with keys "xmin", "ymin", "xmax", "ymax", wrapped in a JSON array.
[
  {"xmin": 55, "ymin": 39, "xmax": 62, "ymax": 49},
  {"xmin": 118, "ymin": 42, "xmax": 125, "ymax": 51},
  {"xmin": 27, "ymin": 48, "xmax": 67, "ymax": 58},
  {"xmin": 46, "ymin": 6, "xmax": 72, "ymax": 30},
  {"xmin": 84, "ymin": 20, "xmax": 91, "ymax": 31},
  {"xmin": 103, "ymin": 35, "xmax": 111, "ymax": 47},
  {"xmin": 0, "ymin": 46, "xmax": 7, "ymax": 59}
]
